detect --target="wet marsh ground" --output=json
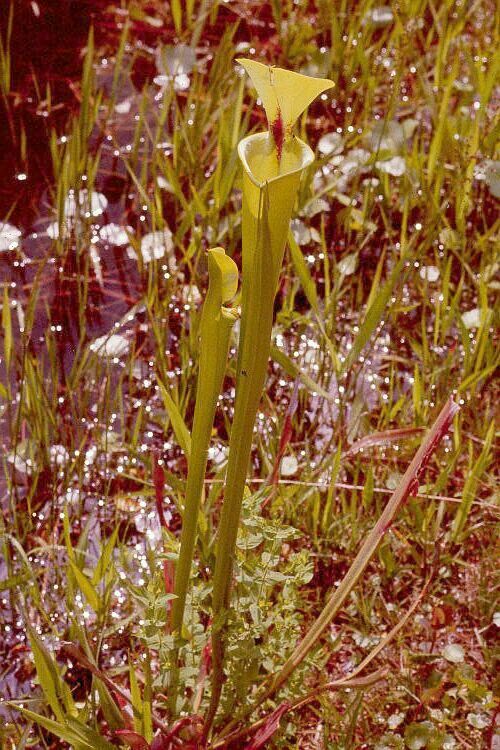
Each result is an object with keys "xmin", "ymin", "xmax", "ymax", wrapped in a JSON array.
[{"xmin": 0, "ymin": 1, "xmax": 499, "ymax": 748}]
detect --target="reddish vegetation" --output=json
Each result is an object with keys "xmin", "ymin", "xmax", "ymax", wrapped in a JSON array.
[{"xmin": 271, "ymin": 108, "xmax": 285, "ymax": 161}]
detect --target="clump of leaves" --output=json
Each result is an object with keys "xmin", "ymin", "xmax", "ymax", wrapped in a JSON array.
[
  {"xmin": 139, "ymin": 489, "xmax": 316, "ymax": 718},
  {"xmin": 376, "ymin": 654, "xmax": 497, "ymax": 750}
]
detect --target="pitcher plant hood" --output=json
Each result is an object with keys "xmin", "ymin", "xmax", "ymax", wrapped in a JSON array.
[{"xmin": 237, "ymin": 58, "xmax": 334, "ymax": 158}]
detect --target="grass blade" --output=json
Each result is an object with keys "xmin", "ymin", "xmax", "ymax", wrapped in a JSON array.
[{"xmin": 157, "ymin": 380, "xmax": 192, "ymax": 459}]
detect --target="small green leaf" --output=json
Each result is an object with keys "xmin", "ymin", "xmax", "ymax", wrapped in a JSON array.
[
  {"xmin": 0, "ymin": 572, "xmax": 30, "ymax": 590},
  {"xmin": 66, "ymin": 716, "xmax": 119, "ymax": 749},
  {"xmin": 26, "ymin": 625, "xmax": 66, "ymax": 722},
  {"xmin": 68, "ymin": 560, "xmax": 100, "ymax": 612},
  {"xmin": 13, "ymin": 707, "xmax": 95, "ymax": 750},
  {"xmin": 404, "ymin": 721, "xmax": 433, "ymax": 749},
  {"xmin": 2, "ymin": 285, "xmax": 12, "ymax": 372},
  {"xmin": 271, "ymin": 344, "xmax": 332, "ymax": 402},
  {"xmin": 337, "ymin": 252, "xmax": 358, "ymax": 277},
  {"xmin": 92, "ymin": 525, "xmax": 119, "ymax": 585},
  {"xmin": 343, "ymin": 255, "xmax": 405, "ymax": 372},
  {"xmin": 157, "ymin": 380, "xmax": 191, "ymax": 458},
  {"xmin": 442, "ymin": 643, "xmax": 465, "ymax": 664},
  {"xmin": 129, "ymin": 658, "xmax": 144, "ymax": 735},
  {"xmin": 467, "ymin": 712, "xmax": 489, "ymax": 729},
  {"xmin": 288, "ymin": 230, "xmax": 319, "ymax": 314},
  {"xmin": 171, "ymin": 0, "xmax": 182, "ymax": 33},
  {"xmin": 94, "ymin": 678, "xmax": 124, "ymax": 731}
]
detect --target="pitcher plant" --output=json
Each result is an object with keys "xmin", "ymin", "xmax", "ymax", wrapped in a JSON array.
[{"xmin": 206, "ymin": 59, "xmax": 334, "ymax": 731}]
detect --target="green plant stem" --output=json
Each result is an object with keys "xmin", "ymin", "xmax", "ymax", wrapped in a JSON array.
[
  {"xmin": 206, "ymin": 186, "xmax": 282, "ymax": 731},
  {"xmin": 169, "ymin": 249, "xmax": 237, "ymax": 712},
  {"xmin": 171, "ymin": 321, "xmax": 234, "ymax": 633}
]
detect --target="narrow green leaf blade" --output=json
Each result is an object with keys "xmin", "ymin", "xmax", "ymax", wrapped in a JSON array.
[
  {"xmin": 92, "ymin": 526, "xmax": 119, "ymax": 585},
  {"xmin": 26, "ymin": 625, "xmax": 66, "ymax": 722},
  {"xmin": 287, "ymin": 230, "xmax": 320, "ymax": 314},
  {"xmin": 343, "ymin": 256, "xmax": 405, "ymax": 372},
  {"xmin": 157, "ymin": 380, "xmax": 192, "ymax": 458},
  {"xmin": 68, "ymin": 560, "xmax": 100, "ymax": 612}
]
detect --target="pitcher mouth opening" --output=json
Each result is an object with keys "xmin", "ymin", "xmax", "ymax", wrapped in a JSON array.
[{"xmin": 237, "ymin": 132, "xmax": 314, "ymax": 188}]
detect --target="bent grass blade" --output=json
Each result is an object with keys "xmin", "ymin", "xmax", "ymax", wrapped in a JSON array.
[{"xmin": 263, "ymin": 398, "xmax": 459, "ymax": 700}]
